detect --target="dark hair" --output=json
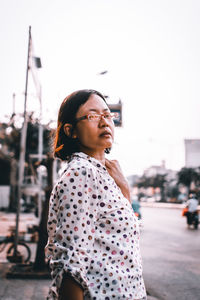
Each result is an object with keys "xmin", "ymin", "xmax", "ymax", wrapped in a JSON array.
[{"xmin": 54, "ymin": 89, "xmax": 107, "ymax": 160}]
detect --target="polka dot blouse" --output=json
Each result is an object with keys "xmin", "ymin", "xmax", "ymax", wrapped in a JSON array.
[{"xmin": 46, "ymin": 152, "xmax": 146, "ymax": 300}]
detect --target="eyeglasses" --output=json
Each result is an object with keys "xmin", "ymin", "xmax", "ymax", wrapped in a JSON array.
[{"xmin": 75, "ymin": 112, "xmax": 119, "ymax": 123}]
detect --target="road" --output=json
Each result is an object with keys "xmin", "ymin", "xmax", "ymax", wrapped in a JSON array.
[
  {"xmin": 140, "ymin": 206, "xmax": 200, "ymax": 300},
  {"xmin": 0, "ymin": 208, "xmax": 199, "ymax": 299}
]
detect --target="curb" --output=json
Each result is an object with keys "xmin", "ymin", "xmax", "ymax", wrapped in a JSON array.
[
  {"xmin": 141, "ymin": 202, "xmax": 200, "ymax": 210},
  {"xmin": 6, "ymin": 263, "xmax": 51, "ymax": 279}
]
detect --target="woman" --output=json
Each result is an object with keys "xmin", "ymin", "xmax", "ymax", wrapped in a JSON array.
[{"xmin": 46, "ymin": 89, "xmax": 146, "ymax": 300}]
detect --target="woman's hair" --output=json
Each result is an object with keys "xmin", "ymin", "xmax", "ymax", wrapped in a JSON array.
[{"xmin": 54, "ymin": 89, "xmax": 107, "ymax": 160}]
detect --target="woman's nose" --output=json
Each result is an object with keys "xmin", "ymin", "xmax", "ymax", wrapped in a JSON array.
[{"xmin": 99, "ymin": 115, "xmax": 109, "ymax": 127}]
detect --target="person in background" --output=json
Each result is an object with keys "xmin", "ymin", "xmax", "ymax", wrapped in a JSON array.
[
  {"xmin": 45, "ymin": 89, "xmax": 146, "ymax": 300},
  {"xmin": 186, "ymin": 193, "xmax": 199, "ymax": 229},
  {"xmin": 131, "ymin": 195, "xmax": 142, "ymax": 220}
]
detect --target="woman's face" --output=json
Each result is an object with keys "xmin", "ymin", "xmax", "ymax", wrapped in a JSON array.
[{"xmin": 74, "ymin": 94, "xmax": 115, "ymax": 158}]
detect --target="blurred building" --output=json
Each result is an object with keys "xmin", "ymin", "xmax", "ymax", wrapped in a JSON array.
[
  {"xmin": 127, "ymin": 174, "xmax": 139, "ymax": 187},
  {"xmin": 185, "ymin": 139, "xmax": 200, "ymax": 168},
  {"xmin": 143, "ymin": 160, "xmax": 177, "ymax": 182}
]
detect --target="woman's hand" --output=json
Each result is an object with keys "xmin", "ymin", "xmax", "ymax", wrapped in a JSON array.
[{"xmin": 105, "ymin": 159, "xmax": 131, "ymax": 202}]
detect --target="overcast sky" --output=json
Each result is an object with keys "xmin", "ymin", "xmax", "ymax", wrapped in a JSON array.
[{"xmin": 1, "ymin": 0, "xmax": 200, "ymax": 175}]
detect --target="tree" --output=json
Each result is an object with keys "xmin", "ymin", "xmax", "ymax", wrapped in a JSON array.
[
  {"xmin": 137, "ymin": 176, "xmax": 152, "ymax": 189},
  {"xmin": 167, "ymin": 185, "xmax": 179, "ymax": 202},
  {"xmin": 177, "ymin": 167, "xmax": 200, "ymax": 191},
  {"xmin": 152, "ymin": 174, "xmax": 167, "ymax": 202},
  {"xmin": 137, "ymin": 174, "xmax": 167, "ymax": 202},
  {"xmin": 1, "ymin": 113, "xmax": 52, "ymax": 161}
]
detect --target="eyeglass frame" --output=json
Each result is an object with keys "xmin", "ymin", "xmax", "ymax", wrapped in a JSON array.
[{"xmin": 74, "ymin": 112, "xmax": 119, "ymax": 124}]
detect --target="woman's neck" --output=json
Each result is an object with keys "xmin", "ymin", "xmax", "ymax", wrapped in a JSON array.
[{"xmin": 80, "ymin": 148, "xmax": 106, "ymax": 165}]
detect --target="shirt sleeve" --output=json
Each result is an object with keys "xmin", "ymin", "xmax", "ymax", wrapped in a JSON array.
[{"xmin": 45, "ymin": 164, "xmax": 100, "ymax": 299}]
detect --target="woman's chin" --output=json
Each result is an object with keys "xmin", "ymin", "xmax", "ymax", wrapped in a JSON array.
[{"xmin": 104, "ymin": 141, "xmax": 113, "ymax": 149}]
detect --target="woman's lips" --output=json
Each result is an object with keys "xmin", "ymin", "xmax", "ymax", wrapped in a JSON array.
[{"xmin": 99, "ymin": 131, "xmax": 112, "ymax": 137}]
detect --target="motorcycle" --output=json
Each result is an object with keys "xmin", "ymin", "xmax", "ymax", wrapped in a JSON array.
[{"xmin": 186, "ymin": 211, "xmax": 199, "ymax": 230}]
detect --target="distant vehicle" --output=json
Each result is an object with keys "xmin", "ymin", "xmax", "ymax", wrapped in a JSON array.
[{"xmin": 131, "ymin": 197, "xmax": 142, "ymax": 219}]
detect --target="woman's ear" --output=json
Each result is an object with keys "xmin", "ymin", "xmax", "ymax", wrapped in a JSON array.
[
  {"xmin": 63, "ymin": 123, "xmax": 73, "ymax": 137},
  {"xmin": 63, "ymin": 124, "xmax": 77, "ymax": 139}
]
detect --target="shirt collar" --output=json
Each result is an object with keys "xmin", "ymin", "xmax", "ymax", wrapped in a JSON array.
[{"xmin": 71, "ymin": 152, "xmax": 107, "ymax": 173}]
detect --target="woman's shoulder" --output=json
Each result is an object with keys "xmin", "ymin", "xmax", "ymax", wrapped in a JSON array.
[
  {"xmin": 58, "ymin": 155, "xmax": 98, "ymax": 183},
  {"xmin": 69, "ymin": 155, "xmax": 97, "ymax": 172}
]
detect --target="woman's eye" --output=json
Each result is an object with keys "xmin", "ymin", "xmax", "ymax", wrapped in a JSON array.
[
  {"xmin": 88, "ymin": 115, "xmax": 97, "ymax": 120},
  {"xmin": 104, "ymin": 113, "xmax": 111, "ymax": 119}
]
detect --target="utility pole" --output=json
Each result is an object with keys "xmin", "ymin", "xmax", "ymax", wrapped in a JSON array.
[
  {"xmin": 12, "ymin": 93, "xmax": 16, "ymax": 116},
  {"xmin": 30, "ymin": 50, "xmax": 43, "ymax": 222},
  {"xmin": 14, "ymin": 26, "xmax": 32, "ymax": 258},
  {"xmin": 37, "ymin": 85, "xmax": 43, "ymax": 221}
]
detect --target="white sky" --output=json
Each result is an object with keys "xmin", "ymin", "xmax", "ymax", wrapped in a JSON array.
[{"xmin": 1, "ymin": 0, "xmax": 200, "ymax": 176}]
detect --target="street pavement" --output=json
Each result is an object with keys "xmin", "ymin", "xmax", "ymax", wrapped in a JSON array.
[
  {"xmin": 140, "ymin": 204, "xmax": 200, "ymax": 300},
  {"xmin": 0, "ymin": 203, "xmax": 195, "ymax": 300},
  {"xmin": 0, "ymin": 262, "xmax": 50, "ymax": 300}
]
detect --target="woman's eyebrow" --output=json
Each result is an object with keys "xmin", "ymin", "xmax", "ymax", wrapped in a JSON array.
[{"xmin": 88, "ymin": 108, "xmax": 109, "ymax": 112}]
